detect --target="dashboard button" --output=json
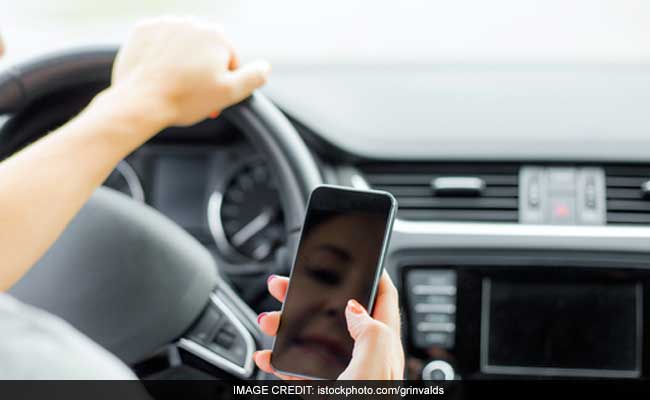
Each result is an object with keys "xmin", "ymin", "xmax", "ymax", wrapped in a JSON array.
[
  {"xmin": 548, "ymin": 196, "xmax": 576, "ymax": 225},
  {"xmin": 422, "ymin": 360, "xmax": 455, "ymax": 381}
]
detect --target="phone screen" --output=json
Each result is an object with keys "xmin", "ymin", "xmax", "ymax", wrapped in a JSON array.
[{"xmin": 270, "ymin": 185, "xmax": 396, "ymax": 379}]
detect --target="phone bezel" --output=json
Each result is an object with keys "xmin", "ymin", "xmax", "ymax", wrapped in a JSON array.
[{"xmin": 269, "ymin": 184, "xmax": 397, "ymax": 380}]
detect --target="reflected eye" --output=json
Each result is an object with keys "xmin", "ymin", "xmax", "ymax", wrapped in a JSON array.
[{"xmin": 305, "ymin": 265, "xmax": 342, "ymax": 286}]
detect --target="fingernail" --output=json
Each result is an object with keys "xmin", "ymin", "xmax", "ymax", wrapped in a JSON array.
[
  {"xmin": 347, "ymin": 299, "xmax": 365, "ymax": 315},
  {"xmin": 266, "ymin": 274, "xmax": 276, "ymax": 285},
  {"xmin": 257, "ymin": 312, "xmax": 267, "ymax": 324},
  {"xmin": 209, "ymin": 110, "xmax": 220, "ymax": 119}
]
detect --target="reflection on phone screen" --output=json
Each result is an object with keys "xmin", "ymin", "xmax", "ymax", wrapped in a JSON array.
[{"xmin": 272, "ymin": 208, "xmax": 390, "ymax": 379}]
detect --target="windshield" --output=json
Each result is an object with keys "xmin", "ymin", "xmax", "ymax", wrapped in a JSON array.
[{"xmin": 1, "ymin": 0, "xmax": 649, "ymax": 68}]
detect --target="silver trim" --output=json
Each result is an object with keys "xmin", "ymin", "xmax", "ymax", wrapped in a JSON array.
[
  {"xmin": 392, "ymin": 220, "xmax": 650, "ymax": 252},
  {"xmin": 207, "ymin": 190, "xmax": 248, "ymax": 263},
  {"xmin": 431, "ymin": 176, "xmax": 485, "ymax": 194},
  {"xmin": 422, "ymin": 360, "xmax": 455, "ymax": 381},
  {"xmin": 178, "ymin": 293, "xmax": 256, "ymax": 378},
  {"xmin": 349, "ymin": 173, "xmax": 371, "ymax": 190},
  {"xmin": 480, "ymin": 278, "xmax": 643, "ymax": 378},
  {"xmin": 349, "ymin": 168, "xmax": 650, "ymax": 253},
  {"xmin": 114, "ymin": 160, "xmax": 145, "ymax": 202}
]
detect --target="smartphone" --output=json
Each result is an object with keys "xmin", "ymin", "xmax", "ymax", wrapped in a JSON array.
[{"xmin": 270, "ymin": 185, "xmax": 397, "ymax": 380}]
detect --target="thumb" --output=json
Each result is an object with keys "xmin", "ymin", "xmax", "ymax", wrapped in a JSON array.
[
  {"xmin": 220, "ymin": 59, "xmax": 271, "ymax": 103},
  {"xmin": 345, "ymin": 299, "xmax": 375, "ymax": 340},
  {"xmin": 339, "ymin": 299, "xmax": 391, "ymax": 380}
]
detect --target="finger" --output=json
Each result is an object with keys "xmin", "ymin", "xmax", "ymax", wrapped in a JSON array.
[
  {"xmin": 267, "ymin": 274, "xmax": 289, "ymax": 303},
  {"xmin": 218, "ymin": 59, "xmax": 271, "ymax": 103},
  {"xmin": 257, "ymin": 311, "xmax": 281, "ymax": 337},
  {"xmin": 371, "ymin": 272, "xmax": 401, "ymax": 335},
  {"xmin": 340, "ymin": 300, "xmax": 392, "ymax": 379},
  {"xmin": 344, "ymin": 299, "xmax": 377, "ymax": 340},
  {"xmin": 253, "ymin": 350, "xmax": 305, "ymax": 381}
]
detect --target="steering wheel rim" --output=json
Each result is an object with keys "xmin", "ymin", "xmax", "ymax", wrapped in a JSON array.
[
  {"xmin": 0, "ymin": 48, "xmax": 323, "ymax": 378},
  {"xmin": 0, "ymin": 47, "xmax": 323, "ymax": 230}
]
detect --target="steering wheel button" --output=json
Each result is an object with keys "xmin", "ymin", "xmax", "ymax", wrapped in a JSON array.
[
  {"xmin": 188, "ymin": 308, "xmax": 222, "ymax": 344},
  {"xmin": 213, "ymin": 328, "xmax": 237, "ymax": 349}
]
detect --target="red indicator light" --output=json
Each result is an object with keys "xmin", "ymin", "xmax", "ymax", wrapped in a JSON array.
[{"xmin": 554, "ymin": 204, "xmax": 570, "ymax": 217}]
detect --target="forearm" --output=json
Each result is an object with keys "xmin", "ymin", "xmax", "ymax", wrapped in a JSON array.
[
  {"xmin": 0, "ymin": 86, "xmax": 168, "ymax": 290},
  {"xmin": 0, "ymin": 17, "xmax": 269, "ymax": 291}
]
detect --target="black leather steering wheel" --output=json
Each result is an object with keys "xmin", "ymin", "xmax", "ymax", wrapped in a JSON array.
[{"xmin": 0, "ymin": 49, "xmax": 323, "ymax": 378}]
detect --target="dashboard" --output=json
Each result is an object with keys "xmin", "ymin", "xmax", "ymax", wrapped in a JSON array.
[
  {"xmin": 105, "ymin": 142, "xmax": 286, "ymax": 269},
  {"xmin": 4, "ymin": 63, "xmax": 650, "ymax": 381}
]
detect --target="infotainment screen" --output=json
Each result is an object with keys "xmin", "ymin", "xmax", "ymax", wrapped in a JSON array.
[{"xmin": 481, "ymin": 279, "xmax": 642, "ymax": 377}]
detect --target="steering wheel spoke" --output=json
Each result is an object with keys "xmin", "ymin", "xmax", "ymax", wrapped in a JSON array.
[{"xmin": 178, "ymin": 291, "xmax": 256, "ymax": 379}]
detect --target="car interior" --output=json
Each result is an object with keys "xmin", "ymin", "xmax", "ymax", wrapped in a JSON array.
[{"xmin": 0, "ymin": 24, "xmax": 650, "ymax": 385}]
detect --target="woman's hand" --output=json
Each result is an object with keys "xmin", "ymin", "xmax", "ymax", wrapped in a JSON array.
[
  {"xmin": 253, "ymin": 272, "xmax": 405, "ymax": 380},
  {"xmin": 111, "ymin": 16, "xmax": 270, "ymax": 129},
  {"xmin": 0, "ymin": 16, "xmax": 269, "ymax": 291}
]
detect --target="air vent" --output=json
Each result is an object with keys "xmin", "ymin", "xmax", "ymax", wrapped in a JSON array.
[
  {"xmin": 358, "ymin": 163, "xmax": 520, "ymax": 222},
  {"xmin": 605, "ymin": 165, "xmax": 650, "ymax": 225}
]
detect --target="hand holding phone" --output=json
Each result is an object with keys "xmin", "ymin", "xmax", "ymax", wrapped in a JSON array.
[{"xmin": 253, "ymin": 185, "xmax": 403, "ymax": 380}]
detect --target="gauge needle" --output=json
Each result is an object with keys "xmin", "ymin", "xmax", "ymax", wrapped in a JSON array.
[{"xmin": 231, "ymin": 208, "xmax": 275, "ymax": 247}]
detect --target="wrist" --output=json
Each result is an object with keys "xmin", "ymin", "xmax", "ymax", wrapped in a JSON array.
[{"xmin": 82, "ymin": 82, "xmax": 175, "ymax": 149}]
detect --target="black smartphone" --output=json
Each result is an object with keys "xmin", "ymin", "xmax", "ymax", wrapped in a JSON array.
[{"xmin": 270, "ymin": 185, "xmax": 397, "ymax": 379}]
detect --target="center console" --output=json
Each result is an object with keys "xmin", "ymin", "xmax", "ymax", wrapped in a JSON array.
[{"xmin": 399, "ymin": 252, "xmax": 650, "ymax": 380}]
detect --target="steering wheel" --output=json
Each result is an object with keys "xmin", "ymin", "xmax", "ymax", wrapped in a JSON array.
[{"xmin": 0, "ymin": 49, "xmax": 323, "ymax": 379}]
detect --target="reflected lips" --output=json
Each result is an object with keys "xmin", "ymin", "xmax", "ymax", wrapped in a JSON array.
[{"xmin": 293, "ymin": 334, "xmax": 350, "ymax": 367}]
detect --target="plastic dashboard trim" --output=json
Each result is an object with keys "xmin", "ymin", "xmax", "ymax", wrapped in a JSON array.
[
  {"xmin": 390, "ymin": 220, "xmax": 650, "ymax": 254},
  {"xmin": 346, "ymin": 168, "xmax": 650, "ymax": 255}
]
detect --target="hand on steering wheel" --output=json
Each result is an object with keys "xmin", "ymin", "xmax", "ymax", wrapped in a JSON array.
[{"xmin": 253, "ymin": 272, "xmax": 405, "ymax": 380}]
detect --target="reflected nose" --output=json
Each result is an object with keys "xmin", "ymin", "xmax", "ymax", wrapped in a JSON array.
[{"xmin": 322, "ymin": 294, "xmax": 350, "ymax": 325}]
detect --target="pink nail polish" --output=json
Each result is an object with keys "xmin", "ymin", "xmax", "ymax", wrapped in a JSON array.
[
  {"xmin": 266, "ymin": 274, "xmax": 276, "ymax": 285},
  {"xmin": 257, "ymin": 312, "xmax": 267, "ymax": 324}
]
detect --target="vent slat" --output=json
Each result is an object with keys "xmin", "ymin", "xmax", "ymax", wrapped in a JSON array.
[
  {"xmin": 607, "ymin": 200, "xmax": 650, "ymax": 212},
  {"xmin": 373, "ymin": 185, "xmax": 518, "ymax": 198},
  {"xmin": 607, "ymin": 212, "xmax": 650, "ymax": 224},
  {"xmin": 605, "ymin": 166, "xmax": 650, "ymax": 176},
  {"xmin": 358, "ymin": 163, "xmax": 519, "ymax": 223},
  {"xmin": 360, "ymin": 163, "xmax": 520, "ymax": 175},
  {"xmin": 399, "ymin": 209, "xmax": 518, "ymax": 222},
  {"xmin": 607, "ymin": 188, "xmax": 643, "ymax": 200},
  {"xmin": 398, "ymin": 197, "xmax": 518, "ymax": 209},
  {"xmin": 606, "ymin": 176, "xmax": 649, "ymax": 188},
  {"xmin": 365, "ymin": 173, "xmax": 518, "ymax": 186},
  {"xmin": 606, "ymin": 166, "xmax": 650, "ymax": 225}
]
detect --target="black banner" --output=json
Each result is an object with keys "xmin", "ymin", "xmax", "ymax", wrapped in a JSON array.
[{"xmin": 1, "ymin": 380, "xmax": 650, "ymax": 400}]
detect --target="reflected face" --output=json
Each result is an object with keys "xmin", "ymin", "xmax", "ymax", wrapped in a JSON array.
[{"xmin": 272, "ymin": 213, "xmax": 386, "ymax": 379}]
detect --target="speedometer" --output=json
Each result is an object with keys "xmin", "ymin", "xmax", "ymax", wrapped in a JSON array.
[
  {"xmin": 103, "ymin": 160, "xmax": 145, "ymax": 202},
  {"xmin": 208, "ymin": 159, "xmax": 285, "ymax": 262}
]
